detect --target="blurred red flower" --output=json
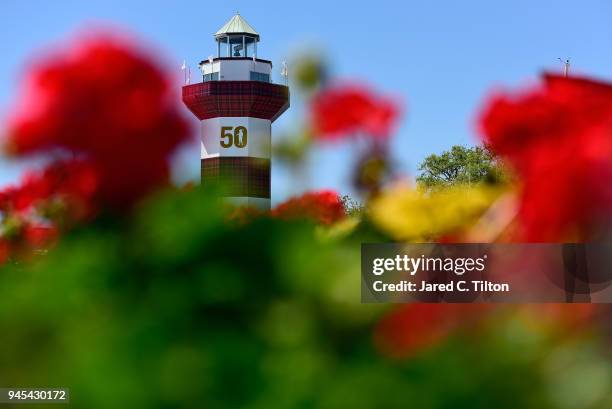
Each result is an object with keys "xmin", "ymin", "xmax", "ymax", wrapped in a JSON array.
[
  {"xmin": 0, "ymin": 222, "xmax": 59, "ymax": 264},
  {"xmin": 23, "ymin": 224, "xmax": 59, "ymax": 249},
  {"xmin": 272, "ymin": 190, "xmax": 346, "ymax": 225},
  {"xmin": 310, "ymin": 85, "xmax": 400, "ymax": 141},
  {"xmin": 479, "ymin": 74, "xmax": 612, "ymax": 241},
  {"xmin": 4, "ymin": 34, "xmax": 190, "ymax": 208},
  {"xmin": 0, "ymin": 239, "xmax": 9, "ymax": 265},
  {"xmin": 0, "ymin": 159, "xmax": 98, "ymax": 219},
  {"xmin": 374, "ymin": 304, "xmax": 489, "ymax": 358}
]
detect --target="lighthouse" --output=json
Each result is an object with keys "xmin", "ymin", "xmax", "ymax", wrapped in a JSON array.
[{"xmin": 182, "ymin": 13, "xmax": 290, "ymax": 210}]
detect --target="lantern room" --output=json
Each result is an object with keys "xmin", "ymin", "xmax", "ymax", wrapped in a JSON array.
[
  {"xmin": 199, "ymin": 13, "xmax": 272, "ymax": 83},
  {"xmin": 214, "ymin": 13, "xmax": 260, "ymax": 58}
]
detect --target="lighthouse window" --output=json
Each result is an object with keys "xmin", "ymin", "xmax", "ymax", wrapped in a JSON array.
[
  {"xmin": 250, "ymin": 72, "xmax": 270, "ymax": 83},
  {"xmin": 218, "ymin": 37, "xmax": 229, "ymax": 58},
  {"xmin": 245, "ymin": 36, "xmax": 256, "ymax": 58},
  {"xmin": 229, "ymin": 35, "xmax": 245, "ymax": 57},
  {"xmin": 203, "ymin": 72, "xmax": 219, "ymax": 82}
]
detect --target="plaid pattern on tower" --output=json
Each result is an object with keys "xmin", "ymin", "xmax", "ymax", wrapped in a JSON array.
[
  {"xmin": 183, "ymin": 81, "xmax": 289, "ymax": 122},
  {"xmin": 201, "ymin": 157, "xmax": 270, "ymax": 198}
]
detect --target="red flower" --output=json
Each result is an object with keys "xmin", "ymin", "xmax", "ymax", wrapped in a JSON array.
[
  {"xmin": 310, "ymin": 85, "xmax": 400, "ymax": 141},
  {"xmin": 479, "ymin": 74, "xmax": 612, "ymax": 241},
  {"xmin": 0, "ymin": 159, "xmax": 98, "ymax": 219},
  {"xmin": 0, "ymin": 239, "xmax": 10, "ymax": 265},
  {"xmin": 23, "ymin": 224, "xmax": 59, "ymax": 249},
  {"xmin": 0, "ymin": 160, "xmax": 97, "ymax": 259},
  {"xmin": 374, "ymin": 304, "xmax": 489, "ymax": 358},
  {"xmin": 272, "ymin": 190, "xmax": 346, "ymax": 225},
  {"xmin": 4, "ymin": 33, "xmax": 190, "ymax": 208},
  {"xmin": 0, "ymin": 222, "xmax": 59, "ymax": 263}
]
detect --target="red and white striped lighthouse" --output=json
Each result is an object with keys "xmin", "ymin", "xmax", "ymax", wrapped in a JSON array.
[{"xmin": 182, "ymin": 13, "xmax": 289, "ymax": 210}]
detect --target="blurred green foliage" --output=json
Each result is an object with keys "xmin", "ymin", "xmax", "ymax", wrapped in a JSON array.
[
  {"xmin": 0, "ymin": 188, "xmax": 608, "ymax": 408},
  {"xmin": 291, "ymin": 52, "xmax": 328, "ymax": 94}
]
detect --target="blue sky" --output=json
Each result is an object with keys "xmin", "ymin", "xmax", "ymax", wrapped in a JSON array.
[{"xmin": 1, "ymin": 0, "xmax": 611, "ymax": 203}]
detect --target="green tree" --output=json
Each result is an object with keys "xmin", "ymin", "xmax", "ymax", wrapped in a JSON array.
[{"xmin": 416, "ymin": 145, "xmax": 506, "ymax": 190}]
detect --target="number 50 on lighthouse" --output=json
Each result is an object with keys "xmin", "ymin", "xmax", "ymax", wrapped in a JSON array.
[
  {"xmin": 201, "ymin": 118, "xmax": 271, "ymax": 159},
  {"xmin": 220, "ymin": 126, "xmax": 248, "ymax": 148}
]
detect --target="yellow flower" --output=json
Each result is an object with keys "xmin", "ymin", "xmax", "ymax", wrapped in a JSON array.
[{"xmin": 370, "ymin": 185, "xmax": 505, "ymax": 241}]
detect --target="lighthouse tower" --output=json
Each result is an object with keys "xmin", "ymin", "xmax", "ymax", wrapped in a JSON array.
[{"xmin": 182, "ymin": 13, "xmax": 289, "ymax": 210}]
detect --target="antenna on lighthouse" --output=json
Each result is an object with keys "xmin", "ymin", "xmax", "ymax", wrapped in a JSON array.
[
  {"xmin": 281, "ymin": 60, "xmax": 288, "ymax": 86},
  {"xmin": 181, "ymin": 60, "xmax": 187, "ymax": 84},
  {"xmin": 558, "ymin": 58, "xmax": 570, "ymax": 77}
]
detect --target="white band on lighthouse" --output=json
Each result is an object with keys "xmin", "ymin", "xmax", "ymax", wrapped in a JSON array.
[
  {"xmin": 226, "ymin": 196, "xmax": 271, "ymax": 209},
  {"xmin": 201, "ymin": 117, "xmax": 271, "ymax": 160}
]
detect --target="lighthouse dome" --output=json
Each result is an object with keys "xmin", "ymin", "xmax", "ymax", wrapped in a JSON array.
[{"xmin": 215, "ymin": 13, "xmax": 259, "ymax": 40}]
